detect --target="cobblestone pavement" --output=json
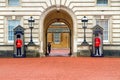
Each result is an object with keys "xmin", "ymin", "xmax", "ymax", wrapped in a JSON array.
[{"xmin": 0, "ymin": 57, "xmax": 120, "ymax": 80}]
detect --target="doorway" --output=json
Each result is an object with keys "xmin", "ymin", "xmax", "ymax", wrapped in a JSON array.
[
  {"xmin": 47, "ymin": 22, "xmax": 70, "ymax": 56},
  {"xmin": 42, "ymin": 9, "xmax": 74, "ymax": 57}
]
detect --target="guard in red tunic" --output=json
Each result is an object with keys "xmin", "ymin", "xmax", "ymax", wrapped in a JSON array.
[
  {"xmin": 16, "ymin": 36, "xmax": 22, "ymax": 56},
  {"xmin": 94, "ymin": 34, "xmax": 101, "ymax": 55}
]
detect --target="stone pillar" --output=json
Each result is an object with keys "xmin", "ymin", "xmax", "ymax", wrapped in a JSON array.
[{"xmin": 39, "ymin": 41, "xmax": 45, "ymax": 57}]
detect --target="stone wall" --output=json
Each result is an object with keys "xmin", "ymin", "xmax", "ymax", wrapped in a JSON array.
[{"xmin": 0, "ymin": 0, "xmax": 120, "ymax": 56}]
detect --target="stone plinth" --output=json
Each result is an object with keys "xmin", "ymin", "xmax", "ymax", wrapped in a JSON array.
[
  {"xmin": 26, "ymin": 45, "xmax": 40, "ymax": 57},
  {"xmin": 77, "ymin": 45, "xmax": 91, "ymax": 57}
]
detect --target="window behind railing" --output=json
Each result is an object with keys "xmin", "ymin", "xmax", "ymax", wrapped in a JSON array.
[{"xmin": 53, "ymin": 33, "xmax": 61, "ymax": 44}]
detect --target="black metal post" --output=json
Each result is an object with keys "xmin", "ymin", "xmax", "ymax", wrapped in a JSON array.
[
  {"xmin": 30, "ymin": 27, "xmax": 33, "ymax": 43},
  {"xmin": 84, "ymin": 27, "xmax": 86, "ymax": 42},
  {"xmin": 28, "ymin": 27, "xmax": 35, "ymax": 45},
  {"xmin": 84, "ymin": 22, "xmax": 86, "ymax": 43}
]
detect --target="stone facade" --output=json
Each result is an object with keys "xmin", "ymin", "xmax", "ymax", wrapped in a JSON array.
[{"xmin": 0, "ymin": 0, "xmax": 120, "ymax": 57}]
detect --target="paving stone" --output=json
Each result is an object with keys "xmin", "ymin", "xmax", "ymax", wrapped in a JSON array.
[{"xmin": 0, "ymin": 57, "xmax": 120, "ymax": 80}]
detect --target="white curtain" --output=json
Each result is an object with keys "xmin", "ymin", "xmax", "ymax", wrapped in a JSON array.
[
  {"xmin": 8, "ymin": 20, "xmax": 20, "ymax": 41},
  {"xmin": 96, "ymin": 19, "xmax": 108, "ymax": 41},
  {"xmin": 8, "ymin": 0, "xmax": 19, "ymax": 6}
]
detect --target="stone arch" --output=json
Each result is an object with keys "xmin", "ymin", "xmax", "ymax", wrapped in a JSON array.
[{"xmin": 39, "ymin": 6, "xmax": 78, "ymax": 56}]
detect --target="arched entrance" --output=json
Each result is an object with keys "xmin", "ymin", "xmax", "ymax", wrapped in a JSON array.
[
  {"xmin": 39, "ymin": 6, "xmax": 78, "ymax": 57},
  {"xmin": 44, "ymin": 10, "xmax": 73, "ymax": 56}
]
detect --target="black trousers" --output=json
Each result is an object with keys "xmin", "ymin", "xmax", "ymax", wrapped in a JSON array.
[
  {"xmin": 17, "ymin": 48, "xmax": 21, "ymax": 55},
  {"xmin": 95, "ymin": 47, "xmax": 100, "ymax": 55},
  {"xmin": 48, "ymin": 48, "xmax": 51, "ymax": 54}
]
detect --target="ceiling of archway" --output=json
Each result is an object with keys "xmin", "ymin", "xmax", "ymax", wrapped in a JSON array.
[{"xmin": 44, "ymin": 9, "xmax": 73, "ymax": 31}]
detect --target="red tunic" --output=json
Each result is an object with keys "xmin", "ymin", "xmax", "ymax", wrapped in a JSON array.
[
  {"xmin": 94, "ymin": 37, "xmax": 101, "ymax": 47},
  {"xmin": 16, "ymin": 39, "xmax": 22, "ymax": 48}
]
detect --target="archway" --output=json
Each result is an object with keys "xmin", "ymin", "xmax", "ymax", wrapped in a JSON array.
[
  {"xmin": 39, "ymin": 6, "xmax": 78, "ymax": 57},
  {"xmin": 44, "ymin": 10, "xmax": 73, "ymax": 56}
]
